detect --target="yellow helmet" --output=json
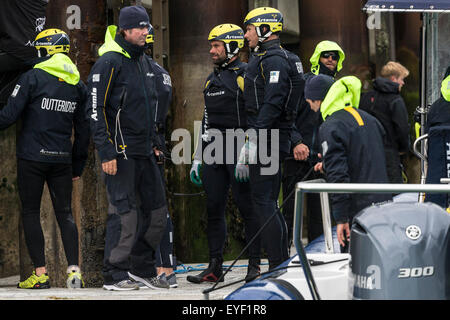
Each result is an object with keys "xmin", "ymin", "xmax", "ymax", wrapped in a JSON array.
[
  {"xmin": 208, "ymin": 24, "xmax": 244, "ymax": 60},
  {"xmin": 34, "ymin": 28, "xmax": 70, "ymax": 57},
  {"xmin": 244, "ymin": 7, "xmax": 283, "ymax": 41},
  {"xmin": 145, "ymin": 24, "xmax": 154, "ymax": 44}
]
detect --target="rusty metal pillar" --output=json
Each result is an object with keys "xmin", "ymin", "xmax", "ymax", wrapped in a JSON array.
[
  {"xmin": 0, "ymin": 132, "xmax": 20, "ymax": 278},
  {"xmin": 168, "ymin": 0, "xmax": 248, "ymax": 263},
  {"xmin": 18, "ymin": 0, "xmax": 109, "ymax": 287},
  {"xmin": 152, "ymin": 0, "xmax": 170, "ymax": 67}
]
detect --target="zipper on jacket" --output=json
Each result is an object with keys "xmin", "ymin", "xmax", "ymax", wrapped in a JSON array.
[{"xmin": 137, "ymin": 58, "xmax": 152, "ymax": 155}]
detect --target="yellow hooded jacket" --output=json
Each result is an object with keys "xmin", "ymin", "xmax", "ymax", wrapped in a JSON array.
[
  {"xmin": 310, "ymin": 40, "xmax": 345, "ymax": 76},
  {"xmin": 320, "ymin": 76, "xmax": 362, "ymax": 121}
]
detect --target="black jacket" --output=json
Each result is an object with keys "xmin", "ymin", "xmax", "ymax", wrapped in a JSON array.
[
  {"xmin": 0, "ymin": 0, "xmax": 47, "ymax": 63},
  {"xmin": 0, "ymin": 60, "xmax": 89, "ymax": 176},
  {"xmin": 319, "ymin": 108, "xmax": 392, "ymax": 223},
  {"xmin": 148, "ymin": 57, "xmax": 172, "ymax": 154},
  {"xmin": 425, "ymin": 68, "xmax": 450, "ymax": 132},
  {"xmin": 87, "ymin": 34, "xmax": 158, "ymax": 162},
  {"xmin": 244, "ymin": 39, "xmax": 304, "ymax": 154},
  {"xmin": 425, "ymin": 97, "xmax": 450, "ymax": 133},
  {"xmin": 194, "ymin": 58, "xmax": 247, "ymax": 164},
  {"xmin": 291, "ymin": 71, "xmax": 323, "ymax": 154},
  {"xmin": 203, "ymin": 58, "xmax": 247, "ymax": 131},
  {"xmin": 359, "ymin": 77, "xmax": 410, "ymax": 153}
]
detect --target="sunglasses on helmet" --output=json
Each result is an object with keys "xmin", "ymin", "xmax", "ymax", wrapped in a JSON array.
[{"xmin": 321, "ymin": 52, "xmax": 339, "ymax": 61}]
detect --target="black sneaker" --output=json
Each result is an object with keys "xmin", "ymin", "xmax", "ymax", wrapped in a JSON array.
[
  {"xmin": 245, "ymin": 260, "xmax": 261, "ymax": 283},
  {"xmin": 186, "ymin": 258, "xmax": 224, "ymax": 284},
  {"xmin": 163, "ymin": 272, "xmax": 178, "ymax": 288}
]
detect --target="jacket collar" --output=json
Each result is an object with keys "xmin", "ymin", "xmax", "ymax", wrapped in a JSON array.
[
  {"xmin": 114, "ymin": 33, "xmax": 145, "ymax": 59},
  {"xmin": 373, "ymin": 77, "xmax": 400, "ymax": 94},
  {"xmin": 214, "ymin": 57, "xmax": 242, "ymax": 74},
  {"xmin": 259, "ymin": 38, "xmax": 281, "ymax": 51}
]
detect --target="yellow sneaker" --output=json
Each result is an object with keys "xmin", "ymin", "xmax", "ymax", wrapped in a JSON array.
[{"xmin": 17, "ymin": 271, "xmax": 50, "ymax": 289}]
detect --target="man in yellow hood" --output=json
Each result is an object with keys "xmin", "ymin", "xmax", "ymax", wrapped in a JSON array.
[
  {"xmin": 283, "ymin": 40, "xmax": 345, "ymax": 244},
  {"xmin": 304, "ymin": 74, "xmax": 392, "ymax": 252},
  {"xmin": 309, "ymin": 40, "xmax": 345, "ymax": 77}
]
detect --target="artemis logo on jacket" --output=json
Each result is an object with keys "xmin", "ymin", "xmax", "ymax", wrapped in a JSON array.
[
  {"xmin": 91, "ymin": 87, "xmax": 98, "ymax": 121},
  {"xmin": 41, "ymin": 97, "xmax": 77, "ymax": 113},
  {"xmin": 206, "ymin": 91, "xmax": 225, "ymax": 97}
]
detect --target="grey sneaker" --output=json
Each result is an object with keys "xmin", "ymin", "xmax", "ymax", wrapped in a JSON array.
[
  {"xmin": 133, "ymin": 274, "xmax": 165, "ymax": 290},
  {"xmin": 166, "ymin": 273, "xmax": 178, "ymax": 288},
  {"xmin": 128, "ymin": 272, "xmax": 169, "ymax": 289},
  {"xmin": 102, "ymin": 279, "xmax": 139, "ymax": 291},
  {"xmin": 67, "ymin": 271, "xmax": 84, "ymax": 289}
]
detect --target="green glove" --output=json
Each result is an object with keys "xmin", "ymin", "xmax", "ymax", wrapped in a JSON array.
[{"xmin": 190, "ymin": 160, "xmax": 203, "ymax": 186}]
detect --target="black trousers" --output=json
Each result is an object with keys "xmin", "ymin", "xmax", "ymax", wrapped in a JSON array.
[
  {"xmin": 384, "ymin": 148, "xmax": 403, "ymax": 184},
  {"xmin": 202, "ymin": 163, "xmax": 260, "ymax": 261},
  {"xmin": 282, "ymin": 159, "xmax": 324, "ymax": 244},
  {"xmin": 155, "ymin": 163, "xmax": 174, "ymax": 269},
  {"xmin": 17, "ymin": 159, "xmax": 79, "ymax": 268},
  {"xmin": 102, "ymin": 156, "xmax": 168, "ymax": 284},
  {"xmin": 249, "ymin": 160, "xmax": 289, "ymax": 270}
]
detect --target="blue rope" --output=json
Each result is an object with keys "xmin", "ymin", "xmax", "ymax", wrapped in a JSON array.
[
  {"xmin": 174, "ymin": 262, "xmax": 269, "ymax": 274},
  {"xmin": 174, "ymin": 264, "xmax": 207, "ymax": 274}
]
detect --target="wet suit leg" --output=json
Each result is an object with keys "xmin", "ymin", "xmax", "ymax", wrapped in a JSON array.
[
  {"xmin": 227, "ymin": 164, "xmax": 261, "ymax": 261},
  {"xmin": 249, "ymin": 160, "xmax": 289, "ymax": 270},
  {"xmin": 17, "ymin": 159, "xmax": 79, "ymax": 267},
  {"xmin": 202, "ymin": 163, "xmax": 230, "ymax": 259}
]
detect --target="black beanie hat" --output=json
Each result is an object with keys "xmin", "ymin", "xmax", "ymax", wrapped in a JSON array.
[
  {"xmin": 119, "ymin": 6, "xmax": 150, "ymax": 30},
  {"xmin": 304, "ymin": 74, "xmax": 335, "ymax": 101}
]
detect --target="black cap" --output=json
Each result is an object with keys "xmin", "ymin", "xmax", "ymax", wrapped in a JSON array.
[
  {"xmin": 304, "ymin": 74, "xmax": 335, "ymax": 101},
  {"xmin": 119, "ymin": 6, "xmax": 150, "ymax": 30}
]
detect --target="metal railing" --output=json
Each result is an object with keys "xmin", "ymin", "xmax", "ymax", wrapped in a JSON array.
[{"xmin": 292, "ymin": 181, "xmax": 450, "ymax": 300}]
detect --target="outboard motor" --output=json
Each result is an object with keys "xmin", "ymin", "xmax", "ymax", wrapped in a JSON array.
[{"xmin": 349, "ymin": 201, "xmax": 450, "ymax": 300}]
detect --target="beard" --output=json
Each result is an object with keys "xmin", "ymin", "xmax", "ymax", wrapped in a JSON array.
[{"xmin": 213, "ymin": 57, "xmax": 227, "ymax": 66}]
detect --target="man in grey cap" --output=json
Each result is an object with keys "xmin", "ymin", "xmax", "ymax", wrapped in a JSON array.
[{"xmin": 87, "ymin": 5, "xmax": 170, "ymax": 290}]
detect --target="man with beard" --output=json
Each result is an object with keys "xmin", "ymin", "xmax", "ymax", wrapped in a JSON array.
[
  {"xmin": 283, "ymin": 41, "xmax": 345, "ymax": 244},
  {"xmin": 87, "ymin": 5, "xmax": 170, "ymax": 291},
  {"xmin": 188, "ymin": 24, "xmax": 261, "ymax": 283}
]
